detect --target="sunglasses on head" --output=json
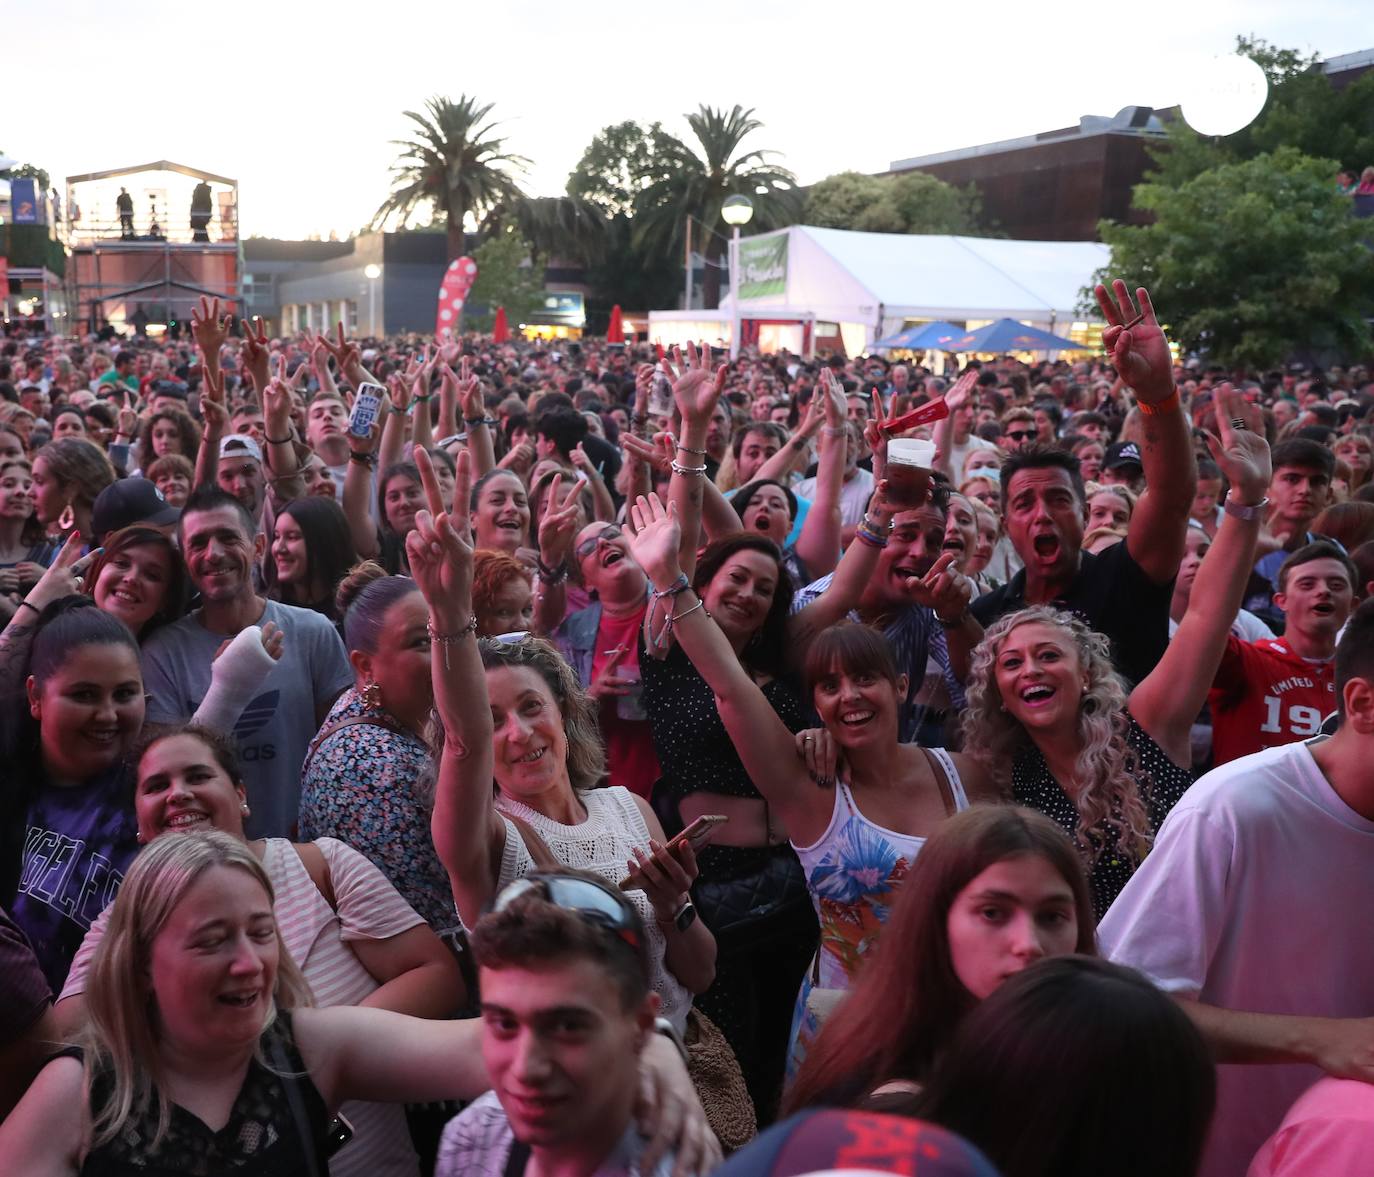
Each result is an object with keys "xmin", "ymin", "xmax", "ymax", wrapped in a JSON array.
[
  {"xmin": 491, "ymin": 872, "xmax": 643, "ymax": 955},
  {"xmin": 574, "ymin": 524, "xmax": 621, "ymax": 560}
]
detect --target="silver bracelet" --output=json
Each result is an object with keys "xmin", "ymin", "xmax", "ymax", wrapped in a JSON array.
[
  {"xmin": 670, "ymin": 459, "xmax": 708, "ymax": 477},
  {"xmin": 428, "ymin": 616, "xmax": 478, "ymax": 668}
]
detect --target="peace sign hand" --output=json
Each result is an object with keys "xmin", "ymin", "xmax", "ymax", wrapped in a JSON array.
[
  {"xmin": 406, "ymin": 447, "xmax": 474, "ymax": 628},
  {"xmin": 536, "ymin": 473, "xmax": 586, "ymax": 567},
  {"xmin": 1094, "ymin": 280, "xmax": 1174, "ymax": 405}
]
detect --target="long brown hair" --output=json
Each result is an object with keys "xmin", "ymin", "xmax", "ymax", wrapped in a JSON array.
[{"xmin": 784, "ymin": 805, "xmax": 1096, "ymax": 1114}]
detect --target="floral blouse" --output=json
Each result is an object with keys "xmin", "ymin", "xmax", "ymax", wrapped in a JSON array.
[{"xmin": 298, "ymin": 688, "xmax": 455, "ymax": 932}]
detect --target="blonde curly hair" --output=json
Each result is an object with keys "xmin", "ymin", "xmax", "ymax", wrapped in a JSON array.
[{"xmin": 961, "ymin": 606, "xmax": 1153, "ymax": 865}]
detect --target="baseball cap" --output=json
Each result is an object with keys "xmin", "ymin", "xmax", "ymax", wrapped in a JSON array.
[
  {"xmin": 712, "ymin": 1110, "xmax": 999, "ymax": 1177},
  {"xmin": 1103, "ymin": 440, "xmax": 1143, "ymax": 472},
  {"xmin": 91, "ymin": 478, "xmax": 181, "ymax": 545},
  {"xmin": 219, "ymin": 433, "xmax": 263, "ymax": 464}
]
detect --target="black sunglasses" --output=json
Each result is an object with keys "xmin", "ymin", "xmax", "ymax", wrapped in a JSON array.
[
  {"xmin": 491, "ymin": 872, "xmax": 643, "ymax": 954},
  {"xmin": 574, "ymin": 524, "xmax": 622, "ymax": 560},
  {"xmin": 1006, "ymin": 429, "xmax": 1036, "ymax": 441}
]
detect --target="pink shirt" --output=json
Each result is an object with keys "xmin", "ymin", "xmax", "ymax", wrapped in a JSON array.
[{"xmin": 1249, "ymin": 1078, "xmax": 1374, "ymax": 1176}]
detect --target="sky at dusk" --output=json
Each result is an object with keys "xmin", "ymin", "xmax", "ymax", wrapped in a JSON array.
[{"xmin": 12, "ymin": 0, "xmax": 1369, "ymax": 240}]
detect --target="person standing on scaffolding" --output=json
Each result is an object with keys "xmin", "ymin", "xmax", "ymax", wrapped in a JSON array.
[
  {"xmin": 116, "ymin": 187, "xmax": 134, "ymax": 239},
  {"xmin": 190, "ymin": 180, "xmax": 213, "ymax": 241}
]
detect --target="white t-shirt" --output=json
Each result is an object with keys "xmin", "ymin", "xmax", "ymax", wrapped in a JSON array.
[
  {"xmin": 796, "ymin": 466, "xmax": 875, "ymax": 527},
  {"xmin": 1168, "ymin": 608, "xmax": 1275, "ymax": 643},
  {"xmin": 948, "ymin": 434, "xmax": 998, "ymax": 480},
  {"xmin": 1099, "ymin": 740, "xmax": 1374, "ymax": 1177}
]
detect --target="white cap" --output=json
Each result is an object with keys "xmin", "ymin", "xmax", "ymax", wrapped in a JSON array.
[{"xmin": 219, "ymin": 433, "xmax": 263, "ymax": 463}]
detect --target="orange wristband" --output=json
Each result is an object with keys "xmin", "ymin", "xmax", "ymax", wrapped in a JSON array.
[{"xmin": 1136, "ymin": 387, "xmax": 1180, "ymax": 416}]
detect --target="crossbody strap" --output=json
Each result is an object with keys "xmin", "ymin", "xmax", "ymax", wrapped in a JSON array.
[{"xmin": 301, "ymin": 712, "xmax": 408, "ymax": 778}]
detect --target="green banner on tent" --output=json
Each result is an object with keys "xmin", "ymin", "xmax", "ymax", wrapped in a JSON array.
[{"xmin": 738, "ymin": 234, "xmax": 788, "ymax": 300}]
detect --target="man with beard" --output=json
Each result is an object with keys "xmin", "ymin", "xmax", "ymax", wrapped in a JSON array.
[
  {"xmin": 971, "ymin": 284, "xmax": 1197, "ymax": 686},
  {"xmin": 140, "ymin": 488, "xmax": 352, "ymax": 838}
]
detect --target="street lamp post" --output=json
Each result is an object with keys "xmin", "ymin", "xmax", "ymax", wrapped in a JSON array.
[
  {"xmin": 721, "ymin": 195, "xmax": 754, "ymax": 360},
  {"xmin": 363, "ymin": 263, "xmax": 381, "ymax": 336}
]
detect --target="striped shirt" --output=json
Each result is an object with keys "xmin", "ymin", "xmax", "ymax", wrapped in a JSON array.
[{"xmin": 61, "ymin": 837, "xmax": 426, "ymax": 1177}]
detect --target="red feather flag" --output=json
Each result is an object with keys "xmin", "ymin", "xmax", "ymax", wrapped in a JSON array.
[{"xmin": 436, "ymin": 256, "xmax": 478, "ymax": 340}]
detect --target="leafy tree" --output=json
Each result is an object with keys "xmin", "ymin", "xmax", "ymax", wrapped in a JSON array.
[
  {"xmin": 0, "ymin": 160, "xmax": 51, "ymax": 192},
  {"xmin": 568, "ymin": 122, "xmax": 684, "ymax": 218},
  {"xmin": 803, "ymin": 172, "xmax": 888, "ymax": 228},
  {"xmin": 632, "ymin": 105, "xmax": 798, "ymax": 307},
  {"xmin": 804, "ymin": 170, "xmax": 986, "ymax": 236},
  {"xmin": 1148, "ymin": 37, "xmax": 1374, "ymax": 189},
  {"xmin": 485, "ymin": 195, "xmax": 606, "ymax": 267},
  {"xmin": 464, "ymin": 228, "xmax": 544, "ymax": 331},
  {"xmin": 1098, "ymin": 147, "xmax": 1374, "ymax": 367},
  {"xmin": 372, "ymin": 95, "xmax": 529, "ymax": 260}
]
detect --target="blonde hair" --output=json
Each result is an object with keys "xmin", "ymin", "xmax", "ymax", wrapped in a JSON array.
[
  {"xmin": 961, "ymin": 606, "xmax": 1153, "ymax": 866},
  {"xmin": 82, "ymin": 831, "xmax": 312, "ymax": 1150}
]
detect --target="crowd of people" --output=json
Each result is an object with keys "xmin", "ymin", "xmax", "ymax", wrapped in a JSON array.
[{"xmin": 0, "ymin": 279, "xmax": 1372, "ymax": 1177}]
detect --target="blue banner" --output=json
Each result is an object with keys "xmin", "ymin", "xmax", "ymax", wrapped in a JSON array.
[{"xmin": 10, "ymin": 177, "xmax": 39, "ymax": 224}]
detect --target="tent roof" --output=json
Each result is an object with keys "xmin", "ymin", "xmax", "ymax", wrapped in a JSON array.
[
  {"xmin": 66, "ymin": 161, "xmax": 237, "ymax": 186},
  {"xmin": 766, "ymin": 227, "xmax": 1109, "ymax": 321}
]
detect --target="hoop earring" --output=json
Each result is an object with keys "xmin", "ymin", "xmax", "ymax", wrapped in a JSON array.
[
  {"xmin": 362, "ymin": 678, "xmax": 382, "ymax": 709},
  {"xmin": 58, "ymin": 503, "xmax": 75, "ymax": 531}
]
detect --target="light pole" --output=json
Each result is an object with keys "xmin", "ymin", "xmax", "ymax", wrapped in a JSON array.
[
  {"xmin": 721, "ymin": 195, "xmax": 754, "ymax": 359},
  {"xmin": 364, "ymin": 263, "xmax": 381, "ymax": 336}
]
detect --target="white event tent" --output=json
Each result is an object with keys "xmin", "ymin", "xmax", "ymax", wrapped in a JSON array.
[{"xmin": 649, "ymin": 225, "xmax": 1111, "ymax": 357}]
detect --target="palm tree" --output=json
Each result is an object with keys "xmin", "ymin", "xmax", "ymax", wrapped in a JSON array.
[
  {"xmin": 484, "ymin": 194, "xmax": 608, "ymax": 267},
  {"xmin": 632, "ymin": 105, "xmax": 798, "ymax": 307},
  {"xmin": 372, "ymin": 95, "xmax": 529, "ymax": 260}
]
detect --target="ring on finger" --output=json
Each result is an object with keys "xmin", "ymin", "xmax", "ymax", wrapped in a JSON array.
[{"xmin": 1230, "ymin": 417, "xmax": 1247, "ymax": 430}]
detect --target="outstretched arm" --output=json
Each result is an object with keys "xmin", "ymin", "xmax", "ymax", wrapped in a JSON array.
[
  {"xmin": 341, "ymin": 423, "xmax": 381, "ymax": 560},
  {"xmin": 412, "ymin": 450, "xmax": 503, "ymax": 928},
  {"xmin": 1097, "ymin": 281, "xmax": 1197, "ymax": 585},
  {"xmin": 1129, "ymin": 385, "xmax": 1270, "ymax": 763},
  {"xmin": 793, "ymin": 369, "xmax": 847, "ymax": 579},
  {"xmin": 627, "ymin": 494, "xmax": 829, "ymax": 841}
]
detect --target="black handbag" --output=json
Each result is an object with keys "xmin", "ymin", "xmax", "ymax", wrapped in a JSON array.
[{"xmin": 692, "ymin": 844, "xmax": 812, "ymax": 950}]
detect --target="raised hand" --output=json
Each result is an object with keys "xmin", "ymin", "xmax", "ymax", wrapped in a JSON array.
[
  {"xmin": 621, "ymin": 431, "xmax": 675, "ymax": 475},
  {"xmin": 496, "ymin": 440, "xmax": 535, "ymax": 475},
  {"xmin": 456, "ymin": 356, "xmax": 483, "ymax": 420},
  {"xmin": 263, "ymin": 357, "xmax": 295, "ymax": 438},
  {"xmin": 662, "ymin": 342, "xmax": 726, "ymax": 425},
  {"xmin": 943, "ymin": 368, "xmax": 978, "ymax": 414},
  {"xmin": 819, "ymin": 368, "xmax": 845, "ymax": 432},
  {"xmin": 626, "ymin": 493, "xmax": 683, "ymax": 583},
  {"xmin": 191, "ymin": 296, "xmax": 232, "ymax": 359},
  {"xmin": 239, "ymin": 317, "xmax": 270, "ymax": 392},
  {"xmin": 319, "ymin": 322, "xmax": 361, "ymax": 383},
  {"xmin": 116, "ymin": 391, "xmax": 139, "ymax": 442},
  {"xmin": 1205, "ymin": 383, "xmax": 1271, "ymax": 505},
  {"xmin": 536, "ymin": 473, "xmax": 585, "ymax": 567},
  {"xmin": 387, "ymin": 372, "xmax": 413, "ymax": 417},
  {"xmin": 795, "ymin": 726, "xmax": 839, "ymax": 787},
  {"xmin": 633, "ymin": 363, "xmax": 655, "ymax": 420},
  {"xmin": 406, "ymin": 447, "xmax": 474, "ymax": 626},
  {"xmin": 1095, "ymin": 280, "xmax": 1174, "ymax": 405}
]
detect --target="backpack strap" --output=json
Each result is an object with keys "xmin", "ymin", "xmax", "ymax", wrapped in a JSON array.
[{"xmin": 301, "ymin": 713, "xmax": 408, "ymax": 778}]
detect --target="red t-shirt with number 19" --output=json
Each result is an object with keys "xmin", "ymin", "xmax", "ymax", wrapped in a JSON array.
[{"xmin": 1208, "ymin": 636, "xmax": 1336, "ymax": 766}]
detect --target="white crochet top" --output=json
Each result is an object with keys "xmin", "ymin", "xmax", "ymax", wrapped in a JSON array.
[{"xmin": 496, "ymin": 786, "xmax": 691, "ymax": 1030}]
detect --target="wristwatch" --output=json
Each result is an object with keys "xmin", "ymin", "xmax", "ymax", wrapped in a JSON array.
[
  {"xmin": 1223, "ymin": 496, "xmax": 1268, "ymax": 521},
  {"xmin": 663, "ymin": 895, "xmax": 697, "ymax": 933}
]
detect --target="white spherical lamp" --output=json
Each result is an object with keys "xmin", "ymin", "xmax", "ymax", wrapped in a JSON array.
[
  {"xmin": 364, "ymin": 263, "xmax": 382, "ymax": 280},
  {"xmin": 1180, "ymin": 54, "xmax": 1269, "ymax": 138},
  {"xmin": 721, "ymin": 194, "xmax": 754, "ymax": 227}
]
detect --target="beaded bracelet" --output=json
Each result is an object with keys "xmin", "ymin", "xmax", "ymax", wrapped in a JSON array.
[
  {"xmin": 855, "ymin": 525, "xmax": 888, "ymax": 549},
  {"xmin": 536, "ymin": 559, "xmax": 568, "ymax": 585},
  {"xmin": 414, "ymin": 393, "xmax": 434, "ymax": 403},
  {"xmin": 428, "ymin": 617, "xmax": 478, "ymax": 669},
  {"xmin": 465, "ymin": 416, "xmax": 498, "ymax": 428},
  {"xmin": 264, "ymin": 433, "xmax": 294, "ymax": 445},
  {"xmin": 670, "ymin": 460, "xmax": 708, "ymax": 477}
]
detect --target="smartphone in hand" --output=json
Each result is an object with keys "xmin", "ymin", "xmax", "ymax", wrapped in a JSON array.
[
  {"xmin": 619, "ymin": 815, "xmax": 728, "ymax": 892},
  {"xmin": 349, "ymin": 382, "xmax": 384, "ymax": 439}
]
